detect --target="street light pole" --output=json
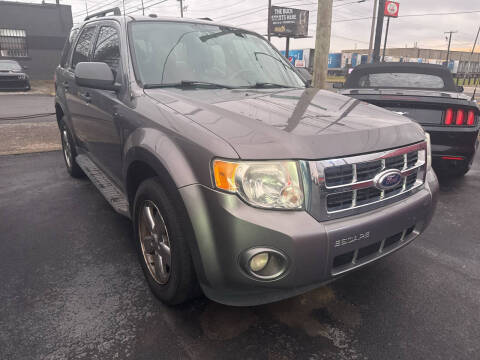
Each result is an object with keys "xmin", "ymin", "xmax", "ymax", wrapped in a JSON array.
[
  {"xmin": 141, "ymin": 0, "xmax": 144, "ymax": 15},
  {"xmin": 268, "ymin": 0, "xmax": 272, "ymax": 41},
  {"xmin": 372, "ymin": 0, "xmax": 386, "ymax": 63},
  {"xmin": 178, "ymin": 0, "xmax": 183, "ymax": 18},
  {"xmin": 368, "ymin": 0, "xmax": 378, "ymax": 62},
  {"xmin": 382, "ymin": 16, "xmax": 391, "ymax": 62}
]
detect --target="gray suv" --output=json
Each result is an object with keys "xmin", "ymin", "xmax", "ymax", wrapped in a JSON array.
[{"xmin": 55, "ymin": 10, "xmax": 439, "ymax": 306}]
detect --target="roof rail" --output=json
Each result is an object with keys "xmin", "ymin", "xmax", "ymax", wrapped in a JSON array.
[{"xmin": 84, "ymin": 7, "xmax": 121, "ymax": 21}]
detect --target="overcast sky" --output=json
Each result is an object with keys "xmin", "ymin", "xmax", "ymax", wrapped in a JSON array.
[{"xmin": 28, "ymin": 0, "xmax": 480, "ymax": 53}]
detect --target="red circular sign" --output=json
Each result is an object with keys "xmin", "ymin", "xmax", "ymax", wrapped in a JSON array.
[{"xmin": 385, "ymin": 1, "xmax": 399, "ymax": 17}]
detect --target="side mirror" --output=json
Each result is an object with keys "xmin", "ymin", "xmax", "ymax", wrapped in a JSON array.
[
  {"xmin": 22, "ymin": 65, "xmax": 28, "ymax": 71},
  {"xmin": 296, "ymin": 67, "xmax": 312, "ymax": 87},
  {"xmin": 74, "ymin": 62, "xmax": 120, "ymax": 91},
  {"xmin": 457, "ymin": 85, "xmax": 464, "ymax": 93},
  {"xmin": 332, "ymin": 82, "xmax": 344, "ymax": 89}
]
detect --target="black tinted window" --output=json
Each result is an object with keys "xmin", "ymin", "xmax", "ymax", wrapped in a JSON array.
[
  {"xmin": 357, "ymin": 72, "xmax": 445, "ymax": 89},
  {"xmin": 93, "ymin": 26, "xmax": 121, "ymax": 74},
  {"xmin": 71, "ymin": 26, "xmax": 96, "ymax": 69},
  {"xmin": 60, "ymin": 28, "xmax": 79, "ymax": 68}
]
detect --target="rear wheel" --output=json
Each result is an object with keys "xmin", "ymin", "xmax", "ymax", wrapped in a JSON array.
[
  {"xmin": 133, "ymin": 177, "xmax": 199, "ymax": 305},
  {"xmin": 59, "ymin": 117, "xmax": 84, "ymax": 178}
]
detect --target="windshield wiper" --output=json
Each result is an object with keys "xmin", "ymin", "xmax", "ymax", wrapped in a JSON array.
[
  {"xmin": 241, "ymin": 82, "xmax": 294, "ymax": 89},
  {"xmin": 200, "ymin": 28, "xmax": 246, "ymax": 42},
  {"xmin": 144, "ymin": 80, "xmax": 234, "ymax": 89}
]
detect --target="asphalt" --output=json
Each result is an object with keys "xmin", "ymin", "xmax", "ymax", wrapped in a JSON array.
[
  {"xmin": 0, "ymin": 150, "xmax": 479, "ymax": 360},
  {"xmin": 0, "ymin": 95, "xmax": 60, "ymax": 156}
]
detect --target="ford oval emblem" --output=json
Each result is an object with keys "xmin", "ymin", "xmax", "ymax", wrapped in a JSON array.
[{"xmin": 374, "ymin": 169, "xmax": 403, "ymax": 190}]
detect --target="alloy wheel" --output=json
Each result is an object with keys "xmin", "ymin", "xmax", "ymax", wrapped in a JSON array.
[
  {"xmin": 61, "ymin": 129, "xmax": 72, "ymax": 169},
  {"xmin": 138, "ymin": 200, "xmax": 172, "ymax": 284}
]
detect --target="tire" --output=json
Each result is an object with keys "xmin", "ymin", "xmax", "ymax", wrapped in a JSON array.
[
  {"xmin": 59, "ymin": 116, "xmax": 84, "ymax": 178},
  {"xmin": 133, "ymin": 177, "xmax": 199, "ymax": 305}
]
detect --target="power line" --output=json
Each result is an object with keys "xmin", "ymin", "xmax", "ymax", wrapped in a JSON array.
[
  {"xmin": 73, "ymin": 0, "xmax": 121, "ymax": 17},
  {"xmin": 125, "ymin": 0, "xmax": 169, "ymax": 14},
  {"xmin": 333, "ymin": 9, "xmax": 480, "ymax": 23}
]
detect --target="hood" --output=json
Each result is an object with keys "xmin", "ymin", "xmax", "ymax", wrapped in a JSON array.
[{"xmin": 145, "ymin": 87, "xmax": 425, "ymax": 160}]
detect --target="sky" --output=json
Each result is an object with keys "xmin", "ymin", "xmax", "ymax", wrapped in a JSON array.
[{"xmin": 23, "ymin": 0, "xmax": 480, "ymax": 53}]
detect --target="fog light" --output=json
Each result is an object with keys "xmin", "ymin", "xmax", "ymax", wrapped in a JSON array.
[{"xmin": 249, "ymin": 252, "xmax": 269, "ymax": 272}]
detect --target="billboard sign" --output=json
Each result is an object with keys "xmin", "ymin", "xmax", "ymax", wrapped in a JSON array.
[
  {"xmin": 269, "ymin": 6, "xmax": 309, "ymax": 37},
  {"xmin": 384, "ymin": 1, "xmax": 400, "ymax": 17}
]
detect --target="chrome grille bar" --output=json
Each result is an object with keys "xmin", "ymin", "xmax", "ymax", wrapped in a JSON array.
[{"xmin": 305, "ymin": 141, "xmax": 428, "ymax": 221}]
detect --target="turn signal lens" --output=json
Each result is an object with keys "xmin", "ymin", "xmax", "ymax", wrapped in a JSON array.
[
  {"xmin": 213, "ymin": 160, "xmax": 238, "ymax": 192},
  {"xmin": 444, "ymin": 108, "xmax": 454, "ymax": 125},
  {"xmin": 425, "ymin": 133, "xmax": 432, "ymax": 170},
  {"xmin": 467, "ymin": 110, "xmax": 475, "ymax": 126},
  {"xmin": 455, "ymin": 109, "xmax": 465, "ymax": 125}
]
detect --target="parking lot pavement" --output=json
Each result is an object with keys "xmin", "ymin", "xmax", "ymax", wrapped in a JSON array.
[
  {"xmin": 1, "ymin": 151, "xmax": 479, "ymax": 360},
  {"xmin": 0, "ymin": 95, "xmax": 60, "ymax": 155}
]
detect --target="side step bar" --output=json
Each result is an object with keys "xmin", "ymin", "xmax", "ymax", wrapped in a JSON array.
[{"xmin": 76, "ymin": 154, "xmax": 130, "ymax": 218}]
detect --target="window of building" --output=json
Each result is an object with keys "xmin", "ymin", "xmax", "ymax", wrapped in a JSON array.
[
  {"xmin": 92, "ymin": 26, "xmax": 121, "ymax": 75},
  {"xmin": 71, "ymin": 26, "xmax": 97, "ymax": 69},
  {"xmin": 0, "ymin": 29, "xmax": 28, "ymax": 58}
]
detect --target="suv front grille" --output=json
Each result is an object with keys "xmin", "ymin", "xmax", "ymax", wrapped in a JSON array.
[{"xmin": 307, "ymin": 142, "xmax": 428, "ymax": 221}]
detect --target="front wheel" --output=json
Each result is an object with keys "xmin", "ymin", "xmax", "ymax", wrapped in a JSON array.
[
  {"xmin": 59, "ymin": 117, "xmax": 84, "ymax": 178},
  {"xmin": 133, "ymin": 177, "xmax": 199, "ymax": 305}
]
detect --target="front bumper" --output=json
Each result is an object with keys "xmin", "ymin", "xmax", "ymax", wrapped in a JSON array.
[
  {"xmin": 0, "ymin": 78, "xmax": 30, "ymax": 91},
  {"xmin": 180, "ymin": 169, "xmax": 438, "ymax": 306}
]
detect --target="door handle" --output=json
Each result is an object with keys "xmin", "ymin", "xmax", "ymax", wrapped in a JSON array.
[{"xmin": 80, "ymin": 91, "xmax": 91, "ymax": 104}]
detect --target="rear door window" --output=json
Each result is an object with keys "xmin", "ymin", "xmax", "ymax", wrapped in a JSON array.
[
  {"xmin": 92, "ymin": 26, "xmax": 121, "ymax": 76},
  {"xmin": 71, "ymin": 26, "xmax": 97, "ymax": 69}
]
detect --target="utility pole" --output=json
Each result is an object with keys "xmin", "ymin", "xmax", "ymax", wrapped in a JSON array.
[
  {"xmin": 141, "ymin": 0, "xmax": 144, "ymax": 15},
  {"xmin": 84, "ymin": 0, "xmax": 88, "ymax": 17},
  {"xmin": 445, "ymin": 30, "xmax": 457, "ymax": 65},
  {"xmin": 178, "ymin": 0, "xmax": 183, "ymax": 17},
  {"xmin": 382, "ymin": 16, "xmax": 391, "ymax": 62},
  {"xmin": 312, "ymin": 0, "xmax": 333, "ymax": 89},
  {"xmin": 368, "ymin": 0, "xmax": 378, "ymax": 62},
  {"xmin": 462, "ymin": 26, "xmax": 480, "ymax": 85},
  {"xmin": 471, "ymin": 26, "xmax": 480, "ymax": 54},
  {"xmin": 372, "ymin": 0, "xmax": 386, "ymax": 63},
  {"xmin": 267, "ymin": 0, "xmax": 272, "ymax": 41}
]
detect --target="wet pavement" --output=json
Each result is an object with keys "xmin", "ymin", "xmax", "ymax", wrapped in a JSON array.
[
  {"xmin": 0, "ymin": 151, "xmax": 479, "ymax": 360},
  {"xmin": 0, "ymin": 95, "xmax": 59, "ymax": 156}
]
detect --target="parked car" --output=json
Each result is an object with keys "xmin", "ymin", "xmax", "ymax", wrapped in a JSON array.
[
  {"xmin": 0, "ymin": 59, "xmax": 30, "ymax": 91},
  {"xmin": 55, "ymin": 9, "xmax": 438, "ymax": 306},
  {"xmin": 340, "ymin": 63, "xmax": 479, "ymax": 177}
]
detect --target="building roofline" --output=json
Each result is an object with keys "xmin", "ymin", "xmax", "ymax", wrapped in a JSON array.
[{"xmin": 0, "ymin": 0, "xmax": 71, "ymax": 9}]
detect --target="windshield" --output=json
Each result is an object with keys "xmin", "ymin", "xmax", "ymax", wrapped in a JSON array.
[
  {"xmin": 0, "ymin": 61, "xmax": 21, "ymax": 71},
  {"xmin": 129, "ymin": 21, "xmax": 305, "ymax": 88},
  {"xmin": 357, "ymin": 72, "xmax": 445, "ymax": 89}
]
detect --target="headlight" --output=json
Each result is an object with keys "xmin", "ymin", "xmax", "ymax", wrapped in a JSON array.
[
  {"xmin": 425, "ymin": 132, "xmax": 432, "ymax": 170},
  {"xmin": 213, "ymin": 159, "xmax": 304, "ymax": 209}
]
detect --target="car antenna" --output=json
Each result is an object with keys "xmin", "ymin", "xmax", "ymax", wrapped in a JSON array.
[{"xmin": 472, "ymin": 83, "xmax": 478, "ymax": 102}]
